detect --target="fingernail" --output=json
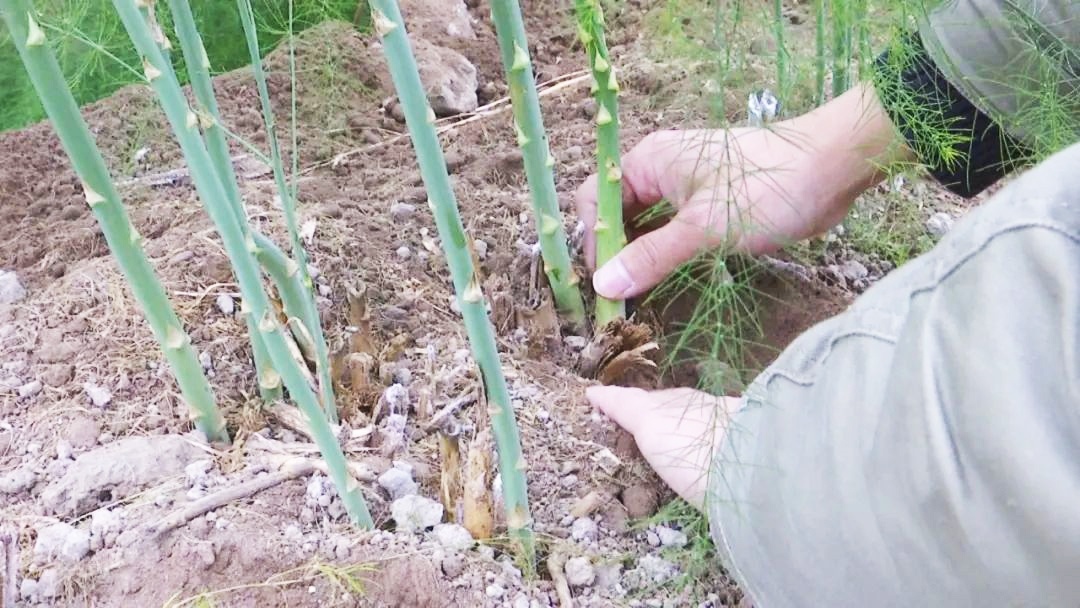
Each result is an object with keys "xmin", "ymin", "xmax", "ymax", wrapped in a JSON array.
[{"xmin": 593, "ymin": 258, "xmax": 634, "ymax": 298}]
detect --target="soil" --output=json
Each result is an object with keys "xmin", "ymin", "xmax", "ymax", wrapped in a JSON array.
[{"xmin": 0, "ymin": 1, "xmax": 975, "ymax": 607}]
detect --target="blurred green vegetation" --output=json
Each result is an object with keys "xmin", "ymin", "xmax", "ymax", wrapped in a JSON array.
[{"xmin": 0, "ymin": 0, "xmax": 365, "ymax": 132}]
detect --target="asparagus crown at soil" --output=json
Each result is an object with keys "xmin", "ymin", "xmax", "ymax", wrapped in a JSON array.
[
  {"xmin": 367, "ymin": 0, "xmax": 537, "ymax": 568},
  {"xmin": 0, "ymin": 0, "xmax": 229, "ymax": 443},
  {"xmin": 574, "ymin": 0, "xmax": 628, "ymax": 327},
  {"xmin": 109, "ymin": 0, "xmax": 372, "ymax": 527},
  {"xmin": 489, "ymin": 0, "xmax": 587, "ymax": 329}
]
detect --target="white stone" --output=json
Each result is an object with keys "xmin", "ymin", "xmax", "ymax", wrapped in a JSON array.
[
  {"xmin": 20, "ymin": 577, "xmax": 38, "ymax": 601},
  {"xmin": 926, "ymin": 212, "xmax": 955, "ymax": 238},
  {"xmin": 565, "ymin": 556, "xmax": 596, "ymax": 587},
  {"xmin": 83, "ymin": 382, "xmax": 112, "ymax": 408},
  {"xmin": 571, "ymin": 517, "xmax": 598, "ymax": 542},
  {"xmin": 199, "ymin": 351, "xmax": 213, "ymax": 372},
  {"xmin": 56, "ymin": 439, "xmax": 73, "ymax": 461},
  {"xmin": 34, "ymin": 521, "xmax": 91, "ymax": 563},
  {"xmin": 485, "ymin": 584, "xmax": 506, "ymax": 599},
  {"xmin": 185, "ymin": 459, "xmax": 214, "ymax": 485},
  {"xmin": 391, "ymin": 494, "xmax": 444, "ymax": 533},
  {"xmin": 215, "ymin": 294, "xmax": 235, "ymax": 315},
  {"xmin": 655, "ymin": 525, "xmax": 688, "ymax": 548},
  {"xmin": 396, "ymin": 246, "xmax": 412, "ymax": 260},
  {"xmin": 432, "ymin": 523, "xmax": 474, "ymax": 552},
  {"xmin": 0, "ymin": 270, "xmax": 26, "ymax": 304},
  {"xmin": 382, "ymin": 383, "xmax": 409, "ymax": 414},
  {"xmin": 377, "ymin": 467, "xmax": 418, "ymax": 500},
  {"xmin": 638, "ymin": 555, "xmax": 678, "ymax": 584},
  {"xmin": 389, "ymin": 202, "xmax": 417, "ymax": 222},
  {"xmin": 18, "ymin": 380, "xmax": 42, "ymax": 399},
  {"xmin": 0, "ymin": 466, "xmax": 36, "ymax": 494}
]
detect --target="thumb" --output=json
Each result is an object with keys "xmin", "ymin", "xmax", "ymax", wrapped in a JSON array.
[{"xmin": 592, "ymin": 215, "xmax": 705, "ymax": 299}]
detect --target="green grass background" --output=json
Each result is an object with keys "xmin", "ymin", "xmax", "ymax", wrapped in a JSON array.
[{"xmin": 0, "ymin": 0, "xmax": 365, "ymax": 133}]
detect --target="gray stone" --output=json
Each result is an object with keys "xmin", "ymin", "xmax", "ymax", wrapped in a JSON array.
[
  {"xmin": 377, "ymin": 466, "xmax": 418, "ymax": 500},
  {"xmin": 41, "ymin": 435, "xmax": 203, "ymax": 517},
  {"xmin": 926, "ymin": 211, "xmax": 955, "ymax": 238},
  {"xmin": 34, "ymin": 522, "xmax": 91, "ymax": 563},
  {"xmin": 215, "ymin": 294, "xmax": 235, "ymax": 315},
  {"xmin": 441, "ymin": 553, "xmax": 466, "ymax": 578},
  {"xmin": 432, "ymin": 523, "xmax": 474, "ymax": 552},
  {"xmin": 486, "ymin": 584, "xmax": 506, "ymax": 599},
  {"xmin": 594, "ymin": 562, "xmax": 623, "ymax": 590},
  {"xmin": 20, "ymin": 577, "xmax": 38, "ymax": 601},
  {"xmin": 655, "ymin": 525, "xmax": 688, "ymax": 548},
  {"xmin": 565, "ymin": 556, "xmax": 595, "ymax": 587},
  {"xmin": 839, "ymin": 260, "xmax": 869, "ymax": 283},
  {"xmin": 391, "ymin": 494, "xmax": 443, "ymax": 532},
  {"xmin": 396, "ymin": 245, "xmax": 412, "ymax": 260},
  {"xmin": 82, "ymin": 382, "xmax": 112, "ymax": 408},
  {"xmin": 413, "ymin": 39, "xmax": 478, "ymax": 117},
  {"xmin": 637, "ymin": 555, "xmax": 678, "ymax": 584},
  {"xmin": 389, "ymin": 202, "xmax": 417, "ymax": 222},
  {"xmin": 0, "ymin": 466, "xmax": 37, "ymax": 494},
  {"xmin": 18, "ymin": 380, "xmax": 42, "ymax": 399},
  {"xmin": 56, "ymin": 439, "xmax": 73, "ymax": 461},
  {"xmin": 185, "ymin": 459, "xmax": 214, "ymax": 485},
  {"xmin": 571, "ymin": 517, "xmax": 598, "ymax": 542},
  {"xmin": 0, "ymin": 270, "xmax": 26, "ymax": 304}
]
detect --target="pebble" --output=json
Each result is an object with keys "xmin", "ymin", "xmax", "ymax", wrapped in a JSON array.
[
  {"xmin": 646, "ymin": 530, "xmax": 661, "ymax": 547},
  {"xmin": 18, "ymin": 380, "xmax": 42, "ymax": 399},
  {"xmin": 215, "ymin": 294, "xmax": 235, "ymax": 315},
  {"xmin": 377, "ymin": 466, "xmax": 418, "ymax": 500},
  {"xmin": 283, "ymin": 524, "xmax": 303, "ymax": 543},
  {"xmin": 571, "ymin": 517, "xmax": 598, "ymax": 542},
  {"xmin": 512, "ymin": 593, "xmax": 531, "ymax": 608},
  {"xmin": 637, "ymin": 555, "xmax": 678, "ymax": 584},
  {"xmin": 390, "ymin": 202, "xmax": 417, "ymax": 222},
  {"xmin": 565, "ymin": 556, "xmax": 596, "ymax": 587},
  {"xmin": 185, "ymin": 459, "xmax": 214, "ymax": 486},
  {"xmin": 839, "ymin": 260, "xmax": 869, "ymax": 283},
  {"xmin": 199, "ymin": 351, "xmax": 213, "ymax": 372},
  {"xmin": 432, "ymin": 523, "xmax": 474, "ymax": 552},
  {"xmin": 474, "ymin": 239, "xmax": 489, "ymax": 260},
  {"xmin": 396, "ymin": 245, "xmax": 412, "ymax": 260},
  {"xmin": 564, "ymin": 336, "xmax": 587, "ymax": 351},
  {"xmin": 34, "ymin": 521, "xmax": 91, "ymax": 563},
  {"xmin": 655, "ymin": 525, "xmax": 689, "ymax": 548},
  {"xmin": 0, "ymin": 269, "xmax": 27, "ymax": 304},
  {"xmin": 382, "ymin": 383, "xmax": 409, "ymax": 414},
  {"xmin": 37, "ymin": 568, "xmax": 60, "ymax": 599},
  {"xmin": 0, "ymin": 466, "xmax": 37, "ymax": 494},
  {"xmin": 55, "ymin": 439, "xmax": 73, "ymax": 461},
  {"xmin": 926, "ymin": 211, "xmax": 954, "ymax": 237},
  {"xmin": 441, "ymin": 553, "xmax": 466, "ymax": 578},
  {"xmin": 169, "ymin": 250, "xmax": 195, "ymax": 265},
  {"xmin": 83, "ymin": 382, "xmax": 112, "ymax": 408},
  {"xmin": 486, "ymin": 584, "xmax": 506, "ymax": 599},
  {"xmin": 64, "ymin": 416, "xmax": 100, "ymax": 449},
  {"xmin": 20, "ymin": 578, "xmax": 39, "ymax": 601},
  {"xmin": 390, "ymin": 494, "xmax": 443, "ymax": 532}
]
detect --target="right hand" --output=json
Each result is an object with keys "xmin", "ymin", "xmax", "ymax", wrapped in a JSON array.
[
  {"xmin": 575, "ymin": 83, "xmax": 906, "ymax": 300},
  {"xmin": 575, "ymin": 126, "xmax": 848, "ymax": 299}
]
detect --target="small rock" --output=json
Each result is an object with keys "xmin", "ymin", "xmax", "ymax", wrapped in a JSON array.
[
  {"xmin": 579, "ymin": 98, "xmax": 598, "ymax": 119},
  {"xmin": 82, "ymin": 382, "xmax": 112, "ymax": 408},
  {"xmin": 18, "ymin": 380, "xmax": 42, "ymax": 399},
  {"xmin": 37, "ymin": 568, "xmax": 60, "ymax": 599},
  {"xmin": 396, "ymin": 245, "xmax": 413, "ymax": 260},
  {"xmin": 283, "ymin": 524, "xmax": 303, "ymax": 543},
  {"xmin": 565, "ymin": 556, "xmax": 596, "ymax": 587},
  {"xmin": 185, "ymin": 459, "xmax": 214, "ymax": 485},
  {"xmin": 414, "ymin": 39, "xmax": 478, "ymax": 117},
  {"xmin": 441, "ymin": 553, "xmax": 466, "ymax": 578},
  {"xmin": 391, "ymin": 494, "xmax": 443, "ymax": 532},
  {"xmin": 646, "ymin": 530, "xmax": 661, "ymax": 547},
  {"xmin": 0, "ymin": 466, "xmax": 37, "ymax": 494},
  {"xmin": 474, "ymin": 239, "xmax": 489, "ymax": 260},
  {"xmin": 839, "ymin": 260, "xmax": 869, "ymax": 283},
  {"xmin": 594, "ymin": 562, "xmax": 623, "ymax": 590},
  {"xmin": 56, "ymin": 439, "xmax": 73, "ymax": 461},
  {"xmin": 926, "ymin": 212, "xmax": 954, "ymax": 237},
  {"xmin": 564, "ymin": 336, "xmax": 587, "ymax": 351},
  {"xmin": 638, "ymin": 555, "xmax": 678, "ymax": 584},
  {"xmin": 486, "ymin": 584, "xmax": 506, "ymax": 599},
  {"xmin": 89, "ymin": 508, "xmax": 123, "ymax": 551},
  {"xmin": 20, "ymin": 577, "xmax": 38, "ymax": 601},
  {"xmin": 655, "ymin": 525, "xmax": 688, "ymax": 548},
  {"xmin": 34, "ymin": 521, "xmax": 91, "ymax": 563},
  {"xmin": 392, "ymin": 366, "xmax": 412, "ymax": 386},
  {"xmin": 215, "ymin": 294, "xmax": 235, "ymax": 315},
  {"xmin": 432, "ymin": 523, "xmax": 474, "ymax": 552},
  {"xmin": 64, "ymin": 416, "xmax": 100, "ymax": 449},
  {"xmin": 592, "ymin": 448, "xmax": 621, "ymax": 475},
  {"xmin": 565, "ymin": 145, "xmax": 584, "ymax": 161},
  {"xmin": 169, "ymin": 250, "xmax": 195, "ymax": 265},
  {"xmin": 621, "ymin": 484, "xmax": 659, "ymax": 519},
  {"xmin": 512, "ymin": 593, "xmax": 530, "ymax": 608},
  {"xmin": 382, "ymin": 383, "xmax": 410, "ymax": 414},
  {"xmin": 198, "ymin": 351, "xmax": 213, "ymax": 372},
  {"xmin": 377, "ymin": 466, "xmax": 418, "ymax": 500},
  {"xmin": 389, "ymin": 202, "xmax": 417, "ymax": 222},
  {"xmin": 41, "ymin": 364, "xmax": 74, "ymax": 387},
  {"xmin": 0, "ymin": 270, "xmax": 27, "ymax": 304},
  {"xmin": 571, "ymin": 517, "xmax": 598, "ymax": 542}
]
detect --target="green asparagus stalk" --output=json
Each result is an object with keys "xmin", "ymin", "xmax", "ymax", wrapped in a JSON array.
[
  {"xmin": 574, "ymin": 0, "xmax": 626, "ymax": 327},
  {"xmin": 252, "ymin": 231, "xmax": 321, "ymax": 359},
  {"xmin": 773, "ymin": 0, "xmax": 788, "ymax": 100},
  {"xmin": 489, "ymin": 0, "xmax": 586, "ymax": 329},
  {"xmin": 235, "ymin": 0, "xmax": 338, "ymax": 424},
  {"xmin": 111, "ymin": 0, "xmax": 371, "ymax": 527},
  {"xmin": 0, "ymin": 0, "xmax": 229, "ymax": 443},
  {"xmin": 367, "ymin": 0, "xmax": 535, "ymax": 566},
  {"xmin": 815, "ymin": 0, "xmax": 827, "ymax": 105},
  {"xmin": 830, "ymin": 0, "xmax": 852, "ymax": 97},
  {"xmin": 166, "ymin": 0, "xmax": 283, "ymax": 404}
]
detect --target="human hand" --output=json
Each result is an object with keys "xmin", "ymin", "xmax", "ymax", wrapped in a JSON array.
[
  {"xmin": 575, "ymin": 84, "xmax": 907, "ymax": 300},
  {"xmin": 586, "ymin": 385, "xmax": 739, "ymax": 509}
]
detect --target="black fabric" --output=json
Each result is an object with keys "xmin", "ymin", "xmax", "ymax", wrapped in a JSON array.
[{"xmin": 873, "ymin": 31, "xmax": 1030, "ymax": 198}]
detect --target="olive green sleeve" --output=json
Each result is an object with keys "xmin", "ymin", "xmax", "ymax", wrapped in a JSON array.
[{"xmin": 917, "ymin": 0, "xmax": 1079, "ymax": 148}]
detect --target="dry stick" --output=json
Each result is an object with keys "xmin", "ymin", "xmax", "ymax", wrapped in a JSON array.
[
  {"xmin": 1, "ymin": 526, "xmax": 17, "ymax": 608},
  {"xmin": 150, "ymin": 459, "xmax": 315, "ymax": 536},
  {"xmin": 547, "ymin": 552, "xmax": 575, "ymax": 608}
]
